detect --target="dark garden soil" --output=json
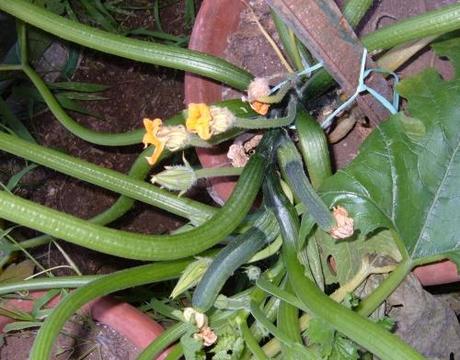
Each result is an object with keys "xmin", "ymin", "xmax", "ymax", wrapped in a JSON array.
[{"xmin": 0, "ymin": 1, "xmax": 205, "ymax": 359}]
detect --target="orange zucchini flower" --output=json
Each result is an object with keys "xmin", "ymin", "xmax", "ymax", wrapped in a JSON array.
[{"xmin": 142, "ymin": 118, "xmax": 165, "ymax": 166}]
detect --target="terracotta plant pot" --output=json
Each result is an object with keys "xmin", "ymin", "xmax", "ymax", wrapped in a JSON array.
[
  {"xmin": 0, "ymin": 292, "xmax": 169, "ymax": 359},
  {"xmin": 184, "ymin": 0, "xmax": 460, "ymax": 286}
]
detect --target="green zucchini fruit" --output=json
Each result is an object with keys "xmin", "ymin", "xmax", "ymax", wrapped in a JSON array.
[
  {"xmin": 277, "ymin": 133, "xmax": 335, "ymax": 232},
  {"xmin": 192, "ymin": 211, "xmax": 279, "ymax": 312}
]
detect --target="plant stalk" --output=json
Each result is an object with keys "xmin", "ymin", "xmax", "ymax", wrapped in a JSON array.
[{"xmin": 0, "ymin": 0, "xmax": 253, "ymax": 90}]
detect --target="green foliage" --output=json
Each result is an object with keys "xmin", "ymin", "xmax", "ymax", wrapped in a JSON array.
[
  {"xmin": 320, "ymin": 36, "xmax": 460, "ymax": 267},
  {"xmin": 306, "ymin": 318, "xmax": 359, "ymax": 360},
  {"xmin": 29, "ymin": 0, "xmax": 66, "ymax": 15},
  {"xmin": 6, "ymin": 163, "xmax": 38, "ymax": 191},
  {"xmin": 181, "ymin": 328, "xmax": 206, "ymax": 360},
  {"xmin": 319, "ymin": 229, "xmax": 401, "ymax": 284},
  {"xmin": 211, "ymin": 324, "xmax": 245, "ymax": 360}
]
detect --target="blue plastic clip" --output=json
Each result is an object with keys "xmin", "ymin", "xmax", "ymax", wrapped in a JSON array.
[{"xmin": 321, "ymin": 48, "xmax": 399, "ymax": 129}]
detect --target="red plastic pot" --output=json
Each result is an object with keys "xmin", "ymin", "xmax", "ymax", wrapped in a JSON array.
[
  {"xmin": 0, "ymin": 292, "xmax": 169, "ymax": 359},
  {"xmin": 185, "ymin": 0, "xmax": 460, "ymax": 286}
]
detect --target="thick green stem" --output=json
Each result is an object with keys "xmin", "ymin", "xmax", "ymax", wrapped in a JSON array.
[
  {"xmin": 277, "ymin": 134, "xmax": 335, "ymax": 232},
  {"xmin": 0, "ymin": 132, "xmax": 278, "ymax": 260},
  {"xmin": 195, "ymin": 166, "xmax": 242, "ymax": 179},
  {"xmin": 234, "ymin": 96, "xmax": 297, "ymax": 129},
  {"xmin": 30, "ymin": 260, "xmax": 191, "ymax": 360},
  {"xmin": 22, "ymin": 64, "xmax": 144, "ymax": 146},
  {"xmin": 14, "ymin": 147, "xmax": 154, "ymax": 250},
  {"xmin": 303, "ymin": 3, "xmax": 460, "ymax": 100},
  {"xmin": 295, "ymin": 106, "xmax": 332, "ymax": 189},
  {"xmin": 271, "ymin": 11, "xmax": 303, "ymax": 71},
  {"xmin": 136, "ymin": 322, "xmax": 190, "ymax": 360},
  {"xmin": 356, "ymin": 259, "xmax": 412, "ymax": 317},
  {"xmin": 239, "ymin": 319, "xmax": 268, "ymax": 360},
  {"xmin": 0, "ymin": 275, "xmax": 100, "ymax": 295},
  {"xmin": 362, "ymin": 3, "xmax": 460, "ymax": 52},
  {"xmin": 164, "ymin": 345, "xmax": 183, "ymax": 360},
  {"xmin": 0, "ymin": 64, "xmax": 22, "ymax": 71},
  {"xmin": 0, "ymin": 131, "xmax": 215, "ymax": 224},
  {"xmin": 343, "ymin": 0, "xmax": 374, "ymax": 28},
  {"xmin": 0, "ymin": 153, "xmax": 261, "ymax": 260},
  {"xmin": 277, "ymin": 281, "xmax": 302, "ymax": 359},
  {"xmin": 0, "ymin": 0, "xmax": 253, "ymax": 91}
]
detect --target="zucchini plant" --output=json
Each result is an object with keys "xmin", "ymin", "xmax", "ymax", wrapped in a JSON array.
[{"xmin": 0, "ymin": 0, "xmax": 459, "ymax": 359}]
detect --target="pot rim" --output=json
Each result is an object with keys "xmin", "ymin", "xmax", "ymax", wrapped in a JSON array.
[{"xmin": 0, "ymin": 292, "xmax": 169, "ymax": 359}]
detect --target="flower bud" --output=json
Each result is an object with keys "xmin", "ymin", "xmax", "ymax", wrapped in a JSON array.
[
  {"xmin": 151, "ymin": 157, "xmax": 197, "ymax": 196},
  {"xmin": 170, "ymin": 257, "xmax": 212, "ymax": 299}
]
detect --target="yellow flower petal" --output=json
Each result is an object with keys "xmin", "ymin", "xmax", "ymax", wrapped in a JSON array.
[
  {"xmin": 186, "ymin": 103, "xmax": 212, "ymax": 140},
  {"xmin": 142, "ymin": 118, "xmax": 165, "ymax": 166}
]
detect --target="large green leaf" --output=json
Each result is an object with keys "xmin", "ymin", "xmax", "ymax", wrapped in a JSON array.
[{"xmin": 320, "ymin": 36, "xmax": 460, "ymax": 266}]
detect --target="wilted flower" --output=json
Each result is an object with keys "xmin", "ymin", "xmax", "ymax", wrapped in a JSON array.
[
  {"xmin": 329, "ymin": 206, "xmax": 354, "ymax": 239},
  {"xmin": 194, "ymin": 326, "xmax": 218, "ymax": 347},
  {"xmin": 157, "ymin": 124, "xmax": 190, "ymax": 151},
  {"xmin": 244, "ymin": 265, "xmax": 261, "ymax": 281},
  {"xmin": 209, "ymin": 106, "xmax": 236, "ymax": 135},
  {"xmin": 247, "ymin": 77, "xmax": 271, "ymax": 115},
  {"xmin": 183, "ymin": 307, "xmax": 208, "ymax": 329}
]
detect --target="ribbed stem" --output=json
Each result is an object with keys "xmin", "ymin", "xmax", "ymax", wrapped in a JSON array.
[
  {"xmin": 136, "ymin": 322, "xmax": 190, "ymax": 360},
  {"xmin": 343, "ymin": 0, "xmax": 374, "ymax": 28},
  {"xmin": 0, "ymin": 131, "xmax": 215, "ymax": 223},
  {"xmin": 0, "ymin": 0, "xmax": 253, "ymax": 90},
  {"xmin": 30, "ymin": 261, "xmax": 191, "ymax": 360},
  {"xmin": 0, "ymin": 275, "xmax": 100, "ymax": 295}
]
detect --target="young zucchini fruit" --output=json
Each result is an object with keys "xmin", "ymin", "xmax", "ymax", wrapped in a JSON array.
[
  {"xmin": 192, "ymin": 210, "xmax": 279, "ymax": 312},
  {"xmin": 295, "ymin": 107, "xmax": 332, "ymax": 189},
  {"xmin": 277, "ymin": 133, "xmax": 335, "ymax": 233}
]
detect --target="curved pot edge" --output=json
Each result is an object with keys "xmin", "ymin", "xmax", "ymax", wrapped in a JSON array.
[
  {"xmin": 185, "ymin": 0, "xmax": 246, "ymax": 205},
  {"xmin": 0, "ymin": 292, "xmax": 169, "ymax": 360}
]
